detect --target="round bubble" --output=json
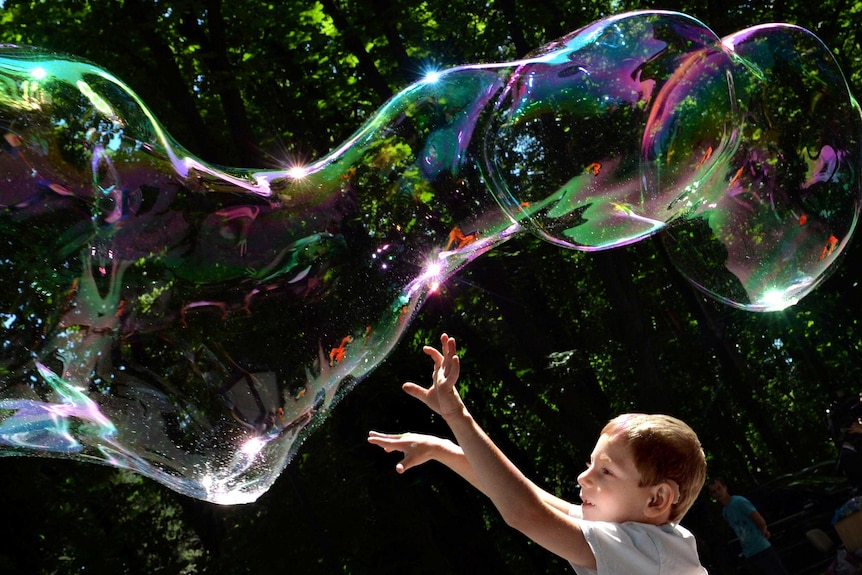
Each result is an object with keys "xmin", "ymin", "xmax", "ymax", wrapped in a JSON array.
[
  {"xmin": 661, "ymin": 24, "xmax": 862, "ymax": 310},
  {"xmin": 484, "ymin": 11, "xmax": 740, "ymax": 251},
  {"xmin": 0, "ymin": 11, "xmax": 858, "ymax": 503},
  {"xmin": 483, "ymin": 11, "xmax": 861, "ymax": 310}
]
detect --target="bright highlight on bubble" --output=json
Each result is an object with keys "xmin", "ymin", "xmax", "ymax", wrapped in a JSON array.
[
  {"xmin": 0, "ymin": 11, "xmax": 859, "ymax": 504},
  {"xmin": 286, "ymin": 165, "xmax": 308, "ymax": 179}
]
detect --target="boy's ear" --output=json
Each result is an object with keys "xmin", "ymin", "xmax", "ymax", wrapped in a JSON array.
[{"xmin": 644, "ymin": 481, "xmax": 680, "ymax": 520}]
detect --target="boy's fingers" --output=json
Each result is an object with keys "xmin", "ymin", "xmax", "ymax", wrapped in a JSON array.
[
  {"xmin": 422, "ymin": 345, "xmax": 443, "ymax": 362},
  {"xmin": 367, "ymin": 430, "xmax": 393, "ymax": 443},
  {"xmin": 366, "ymin": 433, "xmax": 420, "ymax": 472},
  {"xmin": 366, "ymin": 436, "xmax": 390, "ymax": 450},
  {"xmin": 440, "ymin": 355, "xmax": 460, "ymax": 381},
  {"xmin": 444, "ymin": 335, "xmax": 456, "ymax": 355},
  {"xmin": 397, "ymin": 451, "xmax": 424, "ymax": 473},
  {"xmin": 367, "ymin": 432, "xmax": 406, "ymax": 453},
  {"xmin": 368, "ymin": 431, "xmax": 408, "ymax": 441},
  {"xmin": 402, "ymin": 381, "xmax": 428, "ymax": 401}
]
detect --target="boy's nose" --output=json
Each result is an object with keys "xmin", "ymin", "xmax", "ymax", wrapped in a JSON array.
[{"xmin": 577, "ymin": 468, "xmax": 592, "ymax": 486}]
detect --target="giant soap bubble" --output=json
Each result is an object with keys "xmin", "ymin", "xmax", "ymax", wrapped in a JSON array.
[{"xmin": 0, "ymin": 11, "xmax": 859, "ymax": 503}]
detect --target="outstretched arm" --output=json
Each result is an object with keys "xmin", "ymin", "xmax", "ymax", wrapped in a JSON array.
[
  {"xmin": 369, "ymin": 333, "xmax": 595, "ymax": 569},
  {"xmin": 367, "ymin": 431, "xmax": 573, "ymax": 514},
  {"xmin": 367, "ymin": 431, "xmax": 484, "ymax": 491}
]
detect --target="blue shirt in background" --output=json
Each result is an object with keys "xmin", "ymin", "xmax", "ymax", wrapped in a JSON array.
[{"xmin": 722, "ymin": 495, "xmax": 771, "ymax": 557}]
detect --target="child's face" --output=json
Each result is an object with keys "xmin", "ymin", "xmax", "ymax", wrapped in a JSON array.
[{"xmin": 577, "ymin": 432, "xmax": 655, "ymax": 523}]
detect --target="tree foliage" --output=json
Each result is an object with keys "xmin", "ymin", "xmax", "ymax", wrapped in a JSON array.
[{"xmin": 0, "ymin": 0, "xmax": 861, "ymax": 573}]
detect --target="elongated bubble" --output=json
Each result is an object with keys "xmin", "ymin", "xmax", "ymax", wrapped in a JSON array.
[{"xmin": 0, "ymin": 11, "xmax": 859, "ymax": 503}]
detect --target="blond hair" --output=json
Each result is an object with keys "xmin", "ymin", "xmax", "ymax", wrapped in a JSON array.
[{"xmin": 602, "ymin": 413, "xmax": 706, "ymax": 523}]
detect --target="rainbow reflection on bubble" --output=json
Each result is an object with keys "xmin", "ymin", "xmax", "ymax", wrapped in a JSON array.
[{"xmin": 0, "ymin": 11, "xmax": 859, "ymax": 503}]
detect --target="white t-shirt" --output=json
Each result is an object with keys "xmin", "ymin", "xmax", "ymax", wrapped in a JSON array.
[{"xmin": 568, "ymin": 505, "xmax": 708, "ymax": 575}]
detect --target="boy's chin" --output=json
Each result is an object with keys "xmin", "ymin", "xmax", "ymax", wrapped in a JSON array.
[
  {"xmin": 580, "ymin": 503, "xmax": 600, "ymax": 520},
  {"xmin": 581, "ymin": 504, "xmax": 624, "ymax": 523}
]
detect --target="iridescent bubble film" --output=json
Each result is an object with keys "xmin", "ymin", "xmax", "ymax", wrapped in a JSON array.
[{"xmin": 0, "ymin": 10, "xmax": 859, "ymax": 503}]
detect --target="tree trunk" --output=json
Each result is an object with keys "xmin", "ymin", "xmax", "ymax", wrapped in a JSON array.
[
  {"xmin": 594, "ymin": 249, "xmax": 669, "ymax": 412},
  {"xmin": 119, "ymin": 0, "xmax": 219, "ymax": 160},
  {"xmin": 202, "ymin": 0, "xmax": 260, "ymax": 166},
  {"xmin": 655, "ymin": 238, "xmax": 795, "ymax": 472},
  {"xmin": 319, "ymin": 0, "xmax": 394, "ymax": 102}
]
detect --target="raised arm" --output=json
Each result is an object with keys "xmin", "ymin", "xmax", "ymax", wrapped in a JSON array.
[{"xmin": 370, "ymin": 333, "xmax": 596, "ymax": 569}]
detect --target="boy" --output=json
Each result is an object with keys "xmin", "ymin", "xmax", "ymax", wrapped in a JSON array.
[{"xmin": 368, "ymin": 333, "xmax": 708, "ymax": 574}]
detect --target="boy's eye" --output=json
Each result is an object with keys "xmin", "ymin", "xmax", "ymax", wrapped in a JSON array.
[{"xmin": 601, "ymin": 467, "xmax": 612, "ymax": 475}]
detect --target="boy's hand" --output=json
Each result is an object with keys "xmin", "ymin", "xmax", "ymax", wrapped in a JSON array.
[
  {"xmin": 367, "ymin": 431, "xmax": 451, "ymax": 473},
  {"xmin": 402, "ymin": 333, "xmax": 464, "ymax": 419}
]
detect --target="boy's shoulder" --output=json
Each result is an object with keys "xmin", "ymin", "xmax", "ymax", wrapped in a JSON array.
[{"xmin": 574, "ymin": 519, "xmax": 705, "ymax": 574}]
